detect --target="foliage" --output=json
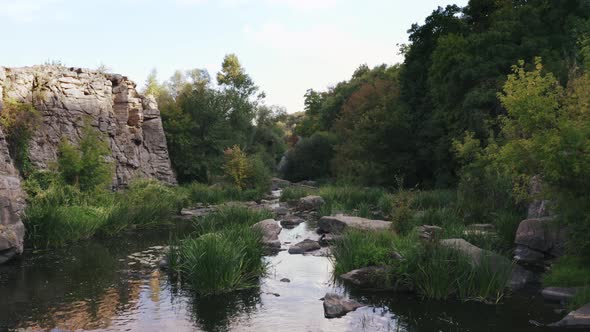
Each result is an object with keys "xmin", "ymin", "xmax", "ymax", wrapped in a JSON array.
[
  {"xmin": 281, "ymin": 132, "xmax": 336, "ymax": 182},
  {"xmin": 184, "ymin": 182, "xmax": 265, "ymax": 205},
  {"xmin": 223, "ymin": 145, "xmax": 250, "ymax": 189},
  {"xmin": 159, "ymin": 54, "xmax": 285, "ymax": 184},
  {"xmin": 57, "ymin": 124, "xmax": 113, "ymax": 192},
  {"xmin": 0, "ymin": 99, "xmax": 41, "ymax": 175},
  {"xmin": 543, "ymin": 256, "xmax": 590, "ymax": 287}
]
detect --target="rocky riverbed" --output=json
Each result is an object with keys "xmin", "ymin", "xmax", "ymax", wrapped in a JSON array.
[{"xmin": 0, "ymin": 191, "xmax": 575, "ymax": 331}]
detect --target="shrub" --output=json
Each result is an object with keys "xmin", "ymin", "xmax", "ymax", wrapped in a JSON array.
[
  {"xmin": 173, "ymin": 226, "xmax": 266, "ymax": 295},
  {"xmin": 223, "ymin": 145, "xmax": 250, "ymax": 189},
  {"xmin": 0, "ymin": 99, "xmax": 41, "ymax": 175},
  {"xmin": 282, "ymin": 131, "xmax": 336, "ymax": 182},
  {"xmin": 57, "ymin": 124, "xmax": 113, "ymax": 192}
]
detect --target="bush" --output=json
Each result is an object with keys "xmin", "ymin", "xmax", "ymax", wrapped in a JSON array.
[
  {"xmin": 173, "ymin": 226, "xmax": 266, "ymax": 295},
  {"xmin": 57, "ymin": 124, "xmax": 113, "ymax": 192},
  {"xmin": 0, "ymin": 99, "xmax": 41, "ymax": 175},
  {"xmin": 282, "ymin": 132, "xmax": 336, "ymax": 182}
]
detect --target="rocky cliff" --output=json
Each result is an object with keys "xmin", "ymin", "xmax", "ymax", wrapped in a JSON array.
[
  {"xmin": 0, "ymin": 65, "xmax": 177, "ymax": 263},
  {"xmin": 0, "ymin": 65, "xmax": 176, "ymax": 187}
]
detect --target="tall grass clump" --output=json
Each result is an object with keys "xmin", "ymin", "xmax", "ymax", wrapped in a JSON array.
[
  {"xmin": 279, "ymin": 186, "xmax": 315, "ymax": 202},
  {"xmin": 411, "ymin": 189, "xmax": 457, "ymax": 210},
  {"xmin": 194, "ymin": 204, "xmax": 272, "ymax": 234},
  {"xmin": 317, "ymin": 185, "xmax": 389, "ymax": 217},
  {"xmin": 331, "ymin": 229, "xmax": 412, "ymax": 276},
  {"xmin": 101, "ymin": 180, "xmax": 187, "ymax": 235},
  {"xmin": 172, "ymin": 226, "xmax": 266, "ymax": 295},
  {"xmin": 185, "ymin": 182, "xmax": 264, "ymax": 205}
]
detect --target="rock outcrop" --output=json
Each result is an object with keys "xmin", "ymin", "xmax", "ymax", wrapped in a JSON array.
[
  {"xmin": 0, "ymin": 126, "xmax": 25, "ymax": 264},
  {"xmin": 0, "ymin": 65, "xmax": 176, "ymax": 188}
]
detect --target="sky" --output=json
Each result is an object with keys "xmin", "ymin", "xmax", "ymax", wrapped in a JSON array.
[{"xmin": 0, "ymin": 0, "xmax": 468, "ymax": 113}]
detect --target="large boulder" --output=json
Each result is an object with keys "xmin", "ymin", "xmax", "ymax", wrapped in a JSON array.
[
  {"xmin": 252, "ymin": 219, "xmax": 281, "ymax": 249},
  {"xmin": 288, "ymin": 239, "xmax": 321, "ymax": 254},
  {"xmin": 297, "ymin": 195, "xmax": 325, "ymax": 211},
  {"xmin": 0, "ymin": 127, "xmax": 25, "ymax": 264},
  {"xmin": 318, "ymin": 215, "xmax": 392, "ymax": 234},
  {"xmin": 440, "ymin": 238, "xmax": 511, "ymax": 273},
  {"xmin": 549, "ymin": 302, "xmax": 590, "ymax": 328},
  {"xmin": 0, "ymin": 65, "xmax": 176, "ymax": 188},
  {"xmin": 513, "ymin": 218, "xmax": 567, "ymax": 269},
  {"xmin": 322, "ymin": 293, "xmax": 364, "ymax": 318}
]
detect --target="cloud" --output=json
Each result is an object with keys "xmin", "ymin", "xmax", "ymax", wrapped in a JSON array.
[{"xmin": 0, "ymin": 0, "xmax": 66, "ymax": 23}]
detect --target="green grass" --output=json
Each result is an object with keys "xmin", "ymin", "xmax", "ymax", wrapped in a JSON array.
[
  {"xmin": 543, "ymin": 256, "xmax": 590, "ymax": 287},
  {"xmin": 171, "ymin": 225, "xmax": 267, "ymax": 295},
  {"xmin": 184, "ymin": 182, "xmax": 265, "ymax": 205},
  {"xmin": 411, "ymin": 189, "xmax": 457, "ymax": 210},
  {"xmin": 193, "ymin": 204, "xmax": 273, "ymax": 234},
  {"xmin": 332, "ymin": 229, "xmax": 510, "ymax": 302},
  {"xmin": 316, "ymin": 185, "xmax": 389, "ymax": 217},
  {"xmin": 24, "ymin": 179, "xmax": 187, "ymax": 247},
  {"xmin": 569, "ymin": 286, "xmax": 590, "ymax": 310},
  {"xmin": 279, "ymin": 186, "xmax": 315, "ymax": 202}
]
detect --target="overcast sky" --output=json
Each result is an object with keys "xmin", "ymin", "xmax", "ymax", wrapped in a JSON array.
[{"xmin": 0, "ymin": 0, "xmax": 468, "ymax": 113}]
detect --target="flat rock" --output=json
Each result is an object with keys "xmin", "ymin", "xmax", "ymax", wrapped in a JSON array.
[
  {"xmin": 318, "ymin": 215, "xmax": 392, "ymax": 234},
  {"xmin": 252, "ymin": 219, "xmax": 282, "ymax": 248},
  {"xmin": 288, "ymin": 239, "xmax": 321, "ymax": 254},
  {"xmin": 323, "ymin": 293, "xmax": 364, "ymax": 318},
  {"xmin": 416, "ymin": 225, "xmax": 443, "ymax": 241},
  {"xmin": 549, "ymin": 302, "xmax": 590, "ymax": 328},
  {"xmin": 319, "ymin": 233, "xmax": 342, "ymax": 246},
  {"xmin": 542, "ymin": 287, "xmax": 580, "ymax": 302}
]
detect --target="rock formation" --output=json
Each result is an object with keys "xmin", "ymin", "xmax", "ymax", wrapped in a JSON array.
[
  {"xmin": 0, "ymin": 65, "xmax": 176, "ymax": 188},
  {"xmin": 0, "ymin": 65, "xmax": 177, "ymax": 264},
  {"xmin": 0, "ymin": 126, "xmax": 25, "ymax": 264}
]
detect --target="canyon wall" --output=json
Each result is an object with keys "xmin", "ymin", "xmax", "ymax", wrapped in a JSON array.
[{"xmin": 0, "ymin": 65, "xmax": 177, "ymax": 263}]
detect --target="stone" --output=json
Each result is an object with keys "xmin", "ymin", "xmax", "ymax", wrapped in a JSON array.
[
  {"xmin": 542, "ymin": 287, "xmax": 580, "ymax": 302},
  {"xmin": 339, "ymin": 266, "xmax": 404, "ymax": 291},
  {"xmin": 297, "ymin": 180, "xmax": 318, "ymax": 188},
  {"xmin": 288, "ymin": 239, "xmax": 321, "ymax": 254},
  {"xmin": 323, "ymin": 293, "xmax": 364, "ymax": 318},
  {"xmin": 514, "ymin": 218, "xmax": 567, "ymax": 257},
  {"xmin": 280, "ymin": 215, "xmax": 305, "ymax": 228},
  {"xmin": 318, "ymin": 215, "xmax": 392, "ymax": 234},
  {"xmin": 271, "ymin": 177, "xmax": 290, "ymax": 190},
  {"xmin": 0, "ymin": 65, "xmax": 176, "ymax": 189},
  {"xmin": 508, "ymin": 264, "xmax": 543, "ymax": 291},
  {"xmin": 319, "ymin": 233, "xmax": 342, "ymax": 247},
  {"xmin": 273, "ymin": 206, "xmax": 289, "ymax": 216},
  {"xmin": 440, "ymin": 238, "xmax": 511, "ymax": 273},
  {"xmin": 252, "ymin": 219, "xmax": 282, "ymax": 249},
  {"xmin": 549, "ymin": 302, "xmax": 590, "ymax": 328},
  {"xmin": 297, "ymin": 195, "xmax": 325, "ymax": 211},
  {"xmin": 0, "ymin": 126, "xmax": 26, "ymax": 264},
  {"xmin": 416, "ymin": 225, "xmax": 443, "ymax": 241},
  {"xmin": 280, "ymin": 278, "xmax": 290, "ymax": 283},
  {"xmin": 527, "ymin": 175, "xmax": 551, "ymax": 219}
]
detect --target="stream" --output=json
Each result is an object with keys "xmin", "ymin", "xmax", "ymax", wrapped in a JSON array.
[{"xmin": 0, "ymin": 192, "xmax": 572, "ymax": 331}]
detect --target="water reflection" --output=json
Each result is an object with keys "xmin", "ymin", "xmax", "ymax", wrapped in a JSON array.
[{"xmin": 0, "ymin": 221, "xmax": 572, "ymax": 332}]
